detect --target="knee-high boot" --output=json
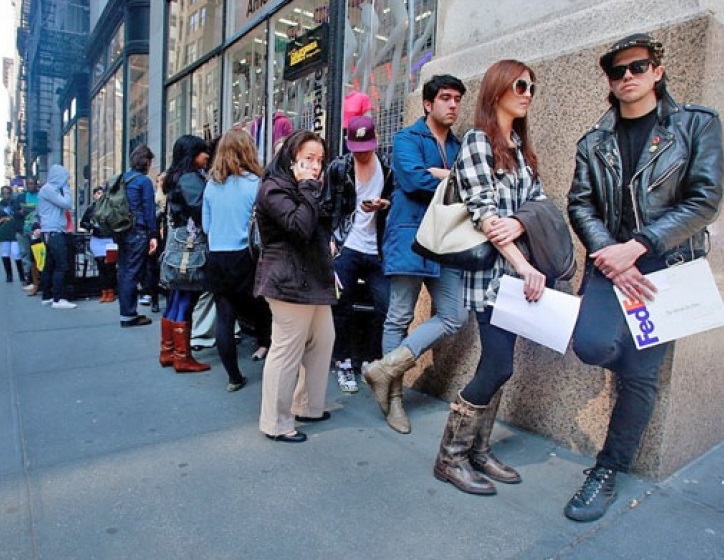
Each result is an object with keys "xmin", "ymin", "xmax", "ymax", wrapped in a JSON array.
[
  {"xmin": 386, "ymin": 376, "xmax": 411, "ymax": 434},
  {"xmin": 469, "ymin": 390, "xmax": 522, "ymax": 483},
  {"xmin": 172, "ymin": 321, "xmax": 211, "ymax": 373},
  {"xmin": 2, "ymin": 257, "xmax": 12, "ymax": 282},
  {"xmin": 362, "ymin": 346, "xmax": 416, "ymax": 416},
  {"xmin": 433, "ymin": 393, "xmax": 496, "ymax": 495},
  {"xmin": 159, "ymin": 318, "xmax": 175, "ymax": 367}
]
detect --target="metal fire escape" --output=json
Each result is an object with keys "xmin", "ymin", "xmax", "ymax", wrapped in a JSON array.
[{"xmin": 16, "ymin": 0, "xmax": 89, "ymax": 176}]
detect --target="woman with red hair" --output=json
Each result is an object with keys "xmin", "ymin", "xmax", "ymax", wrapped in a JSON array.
[{"xmin": 433, "ymin": 60, "xmax": 547, "ymax": 495}]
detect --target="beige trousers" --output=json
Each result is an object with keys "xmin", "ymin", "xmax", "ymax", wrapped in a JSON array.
[{"xmin": 259, "ymin": 298, "xmax": 335, "ymax": 436}]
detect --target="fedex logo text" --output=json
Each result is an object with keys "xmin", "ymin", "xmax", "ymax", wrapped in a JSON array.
[{"xmin": 622, "ymin": 297, "xmax": 659, "ymax": 347}]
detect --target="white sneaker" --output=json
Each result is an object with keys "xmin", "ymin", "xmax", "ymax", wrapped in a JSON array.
[
  {"xmin": 51, "ymin": 299, "xmax": 77, "ymax": 309},
  {"xmin": 41, "ymin": 298, "xmax": 53, "ymax": 305},
  {"xmin": 22, "ymin": 284, "xmax": 35, "ymax": 291},
  {"xmin": 336, "ymin": 363, "xmax": 358, "ymax": 393},
  {"xmin": 139, "ymin": 295, "xmax": 152, "ymax": 306}
]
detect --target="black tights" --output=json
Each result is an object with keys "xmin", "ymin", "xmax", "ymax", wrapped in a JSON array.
[{"xmin": 460, "ymin": 307, "xmax": 518, "ymax": 406}]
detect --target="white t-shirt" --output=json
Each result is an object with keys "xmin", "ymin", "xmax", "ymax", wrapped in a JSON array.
[{"xmin": 344, "ymin": 156, "xmax": 384, "ymax": 255}]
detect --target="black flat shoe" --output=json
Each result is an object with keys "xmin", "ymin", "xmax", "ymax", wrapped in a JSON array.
[
  {"xmin": 265, "ymin": 431, "xmax": 307, "ymax": 443},
  {"xmin": 120, "ymin": 315, "xmax": 152, "ymax": 328},
  {"xmin": 294, "ymin": 411, "xmax": 331, "ymax": 423}
]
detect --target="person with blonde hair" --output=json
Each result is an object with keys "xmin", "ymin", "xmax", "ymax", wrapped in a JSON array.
[{"xmin": 203, "ymin": 128, "xmax": 270, "ymax": 392}]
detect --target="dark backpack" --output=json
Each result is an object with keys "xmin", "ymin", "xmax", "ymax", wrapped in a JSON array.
[{"xmin": 92, "ymin": 172, "xmax": 140, "ymax": 237}]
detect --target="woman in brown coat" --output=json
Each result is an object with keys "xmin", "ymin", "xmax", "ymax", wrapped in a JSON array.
[{"xmin": 254, "ymin": 130, "xmax": 335, "ymax": 443}]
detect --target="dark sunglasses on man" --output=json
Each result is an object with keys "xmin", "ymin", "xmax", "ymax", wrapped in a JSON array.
[
  {"xmin": 605, "ymin": 58, "xmax": 653, "ymax": 81},
  {"xmin": 512, "ymin": 78, "xmax": 536, "ymax": 97}
]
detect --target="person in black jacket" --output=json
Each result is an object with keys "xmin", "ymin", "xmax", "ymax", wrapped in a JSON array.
[
  {"xmin": 79, "ymin": 186, "xmax": 117, "ymax": 302},
  {"xmin": 565, "ymin": 33, "xmax": 723, "ymax": 523},
  {"xmin": 254, "ymin": 130, "xmax": 334, "ymax": 443},
  {"xmin": 160, "ymin": 135, "xmax": 212, "ymax": 373},
  {"xmin": 325, "ymin": 116, "xmax": 393, "ymax": 394}
]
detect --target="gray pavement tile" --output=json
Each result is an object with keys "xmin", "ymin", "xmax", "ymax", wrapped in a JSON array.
[
  {"xmin": 664, "ymin": 442, "xmax": 724, "ymax": 513},
  {"xmin": 15, "ymin": 349, "xmax": 265, "ymax": 469},
  {"xmin": 556, "ymin": 489, "xmax": 724, "ymax": 560},
  {"xmin": 0, "ymin": 474, "xmax": 34, "ymax": 560}
]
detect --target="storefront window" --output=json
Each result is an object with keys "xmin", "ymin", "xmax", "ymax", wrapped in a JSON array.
[
  {"xmin": 224, "ymin": 24, "xmax": 267, "ymax": 132},
  {"xmin": 109, "ymin": 23, "xmax": 125, "ymax": 67},
  {"xmin": 92, "ymin": 48, "xmax": 107, "ymax": 88},
  {"xmin": 63, "ymin": 123, "xmax": 76, "ymax": 208},
  {"xmin": 227, "ymin": 0, "xmax": 285, "ymax": 38},
  {"xmin": 265, "ymin": 1, "xmax": 329, "ymax": 160},
  {"xmin": 76, "ymin": 118, "xmax": 90, "ymax": 214},
  {"xmin": 345, "ymin": 0, "xmax": 437, "ymax": 154},
  {"xmin": 128, "ymin": 55, "xmax": 150, "ymax": 154},
  {"xmin": 90, "ymin": 66, "xmax": 124, "ymax": 187},
  {"xmin": 165, "ymin": 76, "xmax": 192, "ymax": 164},
  {"xmin": 166, "ymin": 0, "xmax": 223, "ymax": 78},
  {"xmin": 191, "ymin": 56, "xmax": 221, "ymax": 141}
]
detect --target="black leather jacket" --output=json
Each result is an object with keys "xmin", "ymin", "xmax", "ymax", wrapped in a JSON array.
[{"xmin": 568, "ymin": 91, "xmax": 723, "ymax": 260}]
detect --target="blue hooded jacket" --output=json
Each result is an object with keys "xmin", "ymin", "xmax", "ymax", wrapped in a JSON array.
[{"xmin": 383, "ymin": 116, "xmax": 461, "ymax": 276}]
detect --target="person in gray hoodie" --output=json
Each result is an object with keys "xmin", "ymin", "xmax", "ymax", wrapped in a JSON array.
[{"xmin": 37, "ymin": 164, "xmax": 76, "ymax": 309}]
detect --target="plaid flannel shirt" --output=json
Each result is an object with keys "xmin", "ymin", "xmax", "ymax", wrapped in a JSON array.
[{"xmin": 453, "ymin": 129, "xmax": 545, "ymax": 310}]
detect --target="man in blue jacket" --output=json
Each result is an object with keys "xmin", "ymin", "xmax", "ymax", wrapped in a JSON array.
[
  {"xmin": 363, "ymin": 74, "xmax": 468, "ymax": 433},
  {"xmin": 118, "ymin": 145, "xmax": 158, "ymax": 328}
]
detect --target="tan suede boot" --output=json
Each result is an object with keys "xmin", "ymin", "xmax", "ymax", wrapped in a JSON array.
[
  {"xmin": 362, "ymin": 346, "xmax": 415, "ymax": 416},
  {"xmin": 469, "ymin": 390, "xmax": 522, "ymax": 484},
  {"xmin": 433, "ymin": 393, "xmax": 496, "ymax": 495},
  {"xmin": 386, "ymin": 376, "xmax": 411, "ymax": 434}
]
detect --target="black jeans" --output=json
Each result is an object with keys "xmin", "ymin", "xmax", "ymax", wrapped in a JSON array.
[
  {"xmin": 117, "ymin": 229, "xmax": 149, "ymax": 318},
  {"xmin": 332, "ymin": 247, "xmax": 390, "ymax": 362},
  {"xmin": 572, "ymin": 258, "xmax": 670, "ymax": 472},
  {"xmin": 460, "ymin": 307, "xmax": 518, "ymax": 406},
  {"xmin": 207, "ymin": 250, "xmax": 271, "ymax": 383},
  {"xmin": 40, "ymin": 232, "xmax": 69, "ymax": 302}
]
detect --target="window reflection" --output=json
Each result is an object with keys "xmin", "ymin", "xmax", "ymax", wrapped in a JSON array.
[
  {"xmin": 128, "ymin": 55, "xmax": 149, "ymax": 154},
  {"xmin": 167, "ymin": 0, "xmax": 223, "ymax": 78},
  {"xmin": 225, "ymin": 25, "xmax": 267, "ymax": 131}
]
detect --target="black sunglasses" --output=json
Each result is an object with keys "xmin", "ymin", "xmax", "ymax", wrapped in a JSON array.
[
  {"xmin": 605, "ymin": 59, "xmax": 653, "ymax": 81},
  {"xmin": 512, "ymin": 78, "xmax": 536, "ymax": 97}
]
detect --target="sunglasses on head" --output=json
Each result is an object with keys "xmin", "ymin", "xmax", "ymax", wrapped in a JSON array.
[
  {"xmin": 605, "ymin": 58, "xmax": 653, "ymax": 81},
  {"xmin": 512, "ymin": 79, "xmax": 536, "ymax": 97}
]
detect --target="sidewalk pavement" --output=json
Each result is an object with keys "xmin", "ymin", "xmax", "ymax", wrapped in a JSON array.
[{"xmin": 1, "ymin": 280, "xmax": 722, "ymax": 560}]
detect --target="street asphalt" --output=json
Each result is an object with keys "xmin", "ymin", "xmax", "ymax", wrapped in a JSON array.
[{"xmin": 1, "ymin": 280, "xmax": 722, "ymax": 560}]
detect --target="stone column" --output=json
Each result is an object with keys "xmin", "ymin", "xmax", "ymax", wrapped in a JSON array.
[{"xmin": 403, "ymin": 0, "xmax": 724, "ymax": 479}]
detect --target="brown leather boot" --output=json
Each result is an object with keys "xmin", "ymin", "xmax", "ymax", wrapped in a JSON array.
[
  {"xmin": 99, "ymin": 290, "xmax": 109, "ymax": 303},
  {"xmin": 106, "ymin": 289, "xmax": 117, "ymax": 302},
  {"xmin": 172, "ymin": 321, "xmax": 211, "ymax": 373},
  {"xmin": 386, "ymin": 376, "xmax": 411, "ymax": 434},
  {"xmin": 362, "ymin": 346, "xmax": 415, "ymax": 416},
  {"xmin": 469, "ymin": 390, "xmax": 522, "ymax": 484},
  {"xmin": 433, "ymin": 393, "xmax": 496, "ymax": 495},
  {"xmin": 159, "ymin": 318, "xmax": 175, "ymax": 367}
]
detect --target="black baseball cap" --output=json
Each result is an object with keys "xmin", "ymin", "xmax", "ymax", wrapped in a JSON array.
[{"xmin": 599, "ymin": 33, "xmax": 664, "ymax": 70}]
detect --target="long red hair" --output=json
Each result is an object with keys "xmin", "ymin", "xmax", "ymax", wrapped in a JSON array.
[{"xmin": 473, "ymin": 60, "xmax": 539, "ymax": 177}]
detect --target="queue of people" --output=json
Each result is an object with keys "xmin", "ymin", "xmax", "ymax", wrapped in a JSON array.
[{"xmin": 5, "ymin": 32, "xmax": 721, "ymax": 526}]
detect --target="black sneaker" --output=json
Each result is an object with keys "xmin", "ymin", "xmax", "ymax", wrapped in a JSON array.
[
  {"xmin": 121, "ymin": 315, "xmax": 152, "ymax": 328},
  {"xmin": 564, "ymin": 465, "xmax": 617, "ymax": 522}
]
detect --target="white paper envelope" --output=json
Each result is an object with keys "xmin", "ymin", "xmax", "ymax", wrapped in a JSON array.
[
  {"xmin": 614, "ymin": 258, "xmax": 724, "ymax": 350},
  {"xmin": 491, "ymin": 275, "xmax": 581, "ymax": 354}
]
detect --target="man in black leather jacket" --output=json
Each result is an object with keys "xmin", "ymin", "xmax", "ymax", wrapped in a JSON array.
[{"xmin": 565, "ymin": 33, "xmax": 723, "ymax": 523}]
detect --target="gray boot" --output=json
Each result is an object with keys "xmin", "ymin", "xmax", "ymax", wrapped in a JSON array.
[
  {"xmin": 386, "ymin": 376, "xmax": 411, "ymax": 434},
  {"xmin": 362, "ymin": 346, "xmax": 415, "ymax": 416},
  {"xmin": 469, "ymin": 390, "xmax": 522, "ymax": 483},
  {"xmin": 433, "ymin": 393, "xmax": 496, "ymax": 495}
]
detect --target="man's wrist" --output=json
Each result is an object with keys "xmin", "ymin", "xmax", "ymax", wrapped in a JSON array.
[{"xmin": 630, "ymin": 234, "xmax": 652, "ymax": 256}]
